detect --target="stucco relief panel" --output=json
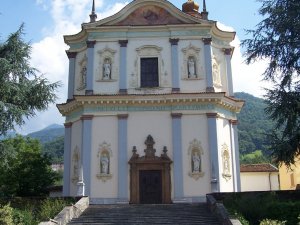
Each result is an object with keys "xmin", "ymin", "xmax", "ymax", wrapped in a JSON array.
[
  {"xmin": 77, "ymin": 54, "xmax": 87, "ymax": 91},
  {"xmin": 72, "ymin": 146, "xmax": 80, "ymax": 184}
]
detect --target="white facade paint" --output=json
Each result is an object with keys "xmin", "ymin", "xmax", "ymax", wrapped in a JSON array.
[
  {"xmin": 58, "ymin": 0, "xmax": 244, "ymax": 203},
  {"xmin": 241, "ymin": 172, "xmax": 280, "ymax": 192}
]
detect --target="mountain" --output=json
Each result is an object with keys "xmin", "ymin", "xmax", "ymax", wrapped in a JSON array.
[
  {"xmin": 27, "ymin": 124, "xmax": 64, "ymax": 144},
  {"xmin": 235, "ymin": 92, "xmax": 275, "ymax": 156}
]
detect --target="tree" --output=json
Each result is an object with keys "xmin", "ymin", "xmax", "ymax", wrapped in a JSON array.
[
  {"xmin": 242, "ymin": 0, "xmax": 300, "ymax": 166},
  {"xmin": 0, "ymin": 24, "xmax": 60, "ymax": 135},
  {"xmin": 0, "ymin": 136, "xmax": 57, "ymax": 197}
]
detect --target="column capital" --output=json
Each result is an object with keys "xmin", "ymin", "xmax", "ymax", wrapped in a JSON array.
[
  {"xmin": 119, "ymin": 40, "xmax": 128, "ymax": 47},
  {"xmin": 80, "ymin": 115, "xmax": 94, "ymax": 120},
  {"xmin": 64, "ymin": 122, "xmax": 73, "ymax": 128},
  {"xmin": 117, "ymin": 114, "xmax": 129, "ymax": 119},
  {"xmin": 66, "ymin": 51, "xmax": 77, "ymax": 59},
  {"xmin": 169, "ymin": 38, "xmax": 179, "ymax": 45},
  {"xmin": 202, "ymin": 38, "xmax": 212, "ymax": 45},
  {"xmin": 206, "ymin": 113, "xmax": 218, "ymax": 118},
  {"xmin": 230, "ymin": 119, "xmax": 238, "ymax": 125},
  {"xmin": 86, "ymin": 40, "xmax": 96, "ymax": 48},
  {"xmin": 224, "ymin": 48, "xmax": 233, "ymax": 55},
  {"xmin": 171, "ymin": 113, "xmax": 182, "ymax": 118}
]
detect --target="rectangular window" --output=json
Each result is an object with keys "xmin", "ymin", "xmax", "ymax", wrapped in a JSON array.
[{"xmin": 140, "ymin": 57, "xmax": 159, "ymax": 87}]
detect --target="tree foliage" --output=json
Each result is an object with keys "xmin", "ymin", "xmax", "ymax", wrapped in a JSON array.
[
  {"xmin": 0, "ymin": 24, "xmax": 60, "ymax": 135},
  {"xmin": 242, "ymin": 0, "xmax": 300, "ymax": 165},
  {"xmin": 0, "ymin": 136, "xmax": 57, "ymax": 197}
]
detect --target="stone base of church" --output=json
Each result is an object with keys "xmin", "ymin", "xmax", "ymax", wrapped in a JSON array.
[
  {"xmin": 90, "ymin": 198, "xmax": 129, "ymax": 205},
  {"xmin": 89, "ymin": 196, "xmax": 206, "ymax": 205}
]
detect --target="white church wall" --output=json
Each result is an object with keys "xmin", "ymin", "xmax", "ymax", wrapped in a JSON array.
[
  {"xmin": 90, "ymin": 116, "xmax": 118, "ymax": 198},
  {"xmin": 127, "ymin": 111, "xmax": 172, "ymax": 158},
  {"xmin": 70, "ymin": 120, "xmax": 82, "ymax": 196},
  {"xmin": 217, "ymin": 118, "xmax": 234, "ymax": 192},
  {"xmin": 181, "ymin": 114, "xmax": 211, "ymax": 197},
  {"xmin": 127, "ymin": 111, "xmax": 173, "ymax": 198},
  {"xmin": 178, "ymin": 40, "xmax": 207, "ymax": 93},
  {"xmin": 93, "ymin": 41, "xmax": 120, "ymax": 94}
]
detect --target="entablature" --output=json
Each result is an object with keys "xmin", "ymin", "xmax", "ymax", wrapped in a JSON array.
[{"xmin": 57, "ymin": 92, "xmax": 244, "ymax": 117}]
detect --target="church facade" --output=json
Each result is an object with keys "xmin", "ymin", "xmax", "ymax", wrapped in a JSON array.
[{"xmin": 57, "ymin": 0, "xmax": 244, "ymax": 204}]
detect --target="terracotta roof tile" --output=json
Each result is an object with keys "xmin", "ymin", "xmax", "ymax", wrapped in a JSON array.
[{"xmin": 240, "ymin": 163, "xmax": 278, "ymax": 172}]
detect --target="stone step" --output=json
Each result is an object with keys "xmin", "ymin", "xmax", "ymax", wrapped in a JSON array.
[{"xmin": 68, "ymin": 203, "xmax": 221, "ymax": 225}]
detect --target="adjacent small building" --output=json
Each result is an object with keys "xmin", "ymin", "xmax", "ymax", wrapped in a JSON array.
[
  {"xmin": 240, "ymin": 164, "xmax": 279, "ymax": 192},
  {"xmin": 279, "ymin": 157, "xmax": 300, "ymax": 190}
]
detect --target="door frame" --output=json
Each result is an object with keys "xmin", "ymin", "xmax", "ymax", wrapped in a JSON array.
[{"xmin": 128, "ymin": 135, "xmax": 172, "ymax": 204}]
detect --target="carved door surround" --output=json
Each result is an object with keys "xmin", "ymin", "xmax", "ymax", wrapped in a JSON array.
[{"xmin": 129, "ymin": 135, "xmax": 172, "ymax": 204}]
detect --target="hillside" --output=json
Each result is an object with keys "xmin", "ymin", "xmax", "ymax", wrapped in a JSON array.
[
  {"xmin": 27, "ymin": 124, "xmax": 64, "ymax": 144},
  {"xmin": 235, "ymin": 92, "xmax": 275, "ymax": 156}
]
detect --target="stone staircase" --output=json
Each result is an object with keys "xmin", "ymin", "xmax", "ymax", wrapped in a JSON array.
[{"xmin": 67, "ymin": 203, "xmax": 222, "ymax": 225}]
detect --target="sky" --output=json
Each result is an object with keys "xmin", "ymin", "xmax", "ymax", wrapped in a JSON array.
[{"xmin": 0, "ymin": 0, "xmax": 270, "ymax": 134}]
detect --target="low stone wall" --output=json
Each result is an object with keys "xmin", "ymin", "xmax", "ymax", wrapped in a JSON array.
[
  {"xmin": 206, "ymin": 194, "xmax": 242, "ymax": 225},
  {"xmin": 39, "ymin": 196, "xmax": 89, "ymax": 225}
]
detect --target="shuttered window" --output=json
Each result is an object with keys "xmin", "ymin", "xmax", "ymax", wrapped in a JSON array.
[{"xmin": 141, "ymin": 57, "xmax": 159, "ymax": 87}]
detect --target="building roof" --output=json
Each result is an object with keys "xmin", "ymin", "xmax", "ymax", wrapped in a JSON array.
[{"xmin": 240, "ymin": 164, "xmax": 279, "ymax": 173}]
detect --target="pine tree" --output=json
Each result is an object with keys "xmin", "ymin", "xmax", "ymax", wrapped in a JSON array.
[
  {"xmin": 242, "ymin": 0, "xmax": 300, "ymax": 165},
  {"xmin": 0, "ymin": 24, "xmax": 60, "ymax": 135}
]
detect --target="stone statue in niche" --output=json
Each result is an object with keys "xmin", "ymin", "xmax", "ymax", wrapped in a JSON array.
[
  {"xmin": 222, "ymin": 143, "xmax": 231, "ymax": 181},
  {"xmin": 188, "ymin": 56, "xmax": 196, "ymax": 78},
  {"xmin": 103, "ymin": 58, "xmax": 111, "ymax": 80},
  {"xmin": 188, "ymin": 139, "xmax": 205, "ymax": 180},
  {"xmin": 192, "ymin": 152, "xmax": 201, "ymax": 172},
  {"xmin": 97, "ymin": 142, "xmax": 113, "ymax": 182},
  {"xmin": 100, "ymin": 153, "xmax": 109, "ymax": 174}
]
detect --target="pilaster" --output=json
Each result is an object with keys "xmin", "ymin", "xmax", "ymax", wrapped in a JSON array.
[
  {"xmin": 224, "ymin": 48, "xmax": 234, "ymax": 97},
  {"xmin": 206, "ymin": 113, "xmax": 219, "ymax": 192},
  {"xmin": 119, "ymin": 40, "xmax": 128, "ymax": 94},
  {"xmin": 203, "ymin": 38, "xmax": 214, "ymax": 92},
  {"xmin": 81, "ymin": 115, "xmax": 93, "ymax": 196},
  {"xmin": 86, "ymin": 41, "xmax": 96, "ymax": 95},
  {"xmin": 63, "ymin": 122, "xmax": 72, "ymax": 196},
  {"xmin": 170, "ymin": 38, "xmax": 180, "ymax": 93},
  {"xmin": 66, "ymin": 52, "xmax": 77, "ymax": 101},
  {"xmin": 118, "ymin": 114, "xmax": 129, "ymax": 201},
  {"xmin": 230, "ymin": 119, "xmax": 241, "ymax": 191},
  {"xmin": 171, "ymin": 113, "xmax": 184, "ymax": 200}
]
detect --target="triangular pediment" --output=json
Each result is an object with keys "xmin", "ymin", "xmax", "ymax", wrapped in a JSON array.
[
  {"xmin": 114, "ymin": 5, "xmax": 188, "ymax": 26},
  {"xmin": 85, "ymin": 0, "xmax": 203, "ymax": 28}
]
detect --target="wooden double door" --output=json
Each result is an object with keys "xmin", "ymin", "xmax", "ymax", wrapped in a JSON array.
[{"xmin": 139, "ymin": 170, "xmax": 162, "ymax": 204}]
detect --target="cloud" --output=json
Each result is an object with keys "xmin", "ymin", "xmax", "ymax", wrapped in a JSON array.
[
  {"xmin": 216, "ymin": 22, "xmax": 271, "ymax": 97},
  {"xmin": 19, "ymin": 1, "xmax": 128, "ymax": 134}
]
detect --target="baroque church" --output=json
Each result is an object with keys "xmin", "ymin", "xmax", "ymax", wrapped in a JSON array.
[{"xmin": 57, "ymin": 0, "xmax": 244, "ymax": 204}]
